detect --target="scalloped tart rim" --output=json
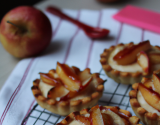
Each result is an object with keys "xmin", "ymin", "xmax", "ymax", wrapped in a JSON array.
[
  {"xmin": 57, "ymin": 105, "xmax": 141, "ymax": 125},
  {"xmin": 129, "ymin": 78, "xmax": 160, "ymax": 125},
  {"xmin": 100, "ymin": 43, "xmax": 160, "ymax": 85},
  {"xmin": 31, "ymin": 73, "xmax": 104, "ymax": 116}
]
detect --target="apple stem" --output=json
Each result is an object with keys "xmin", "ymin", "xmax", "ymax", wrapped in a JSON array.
[
  {"xmin": 7, "ymin": 21, "xmax": 27, "ymax": 33},
  {"xmin": 7, "ymin": 21, "xmax": 20, "ymax": 28}
]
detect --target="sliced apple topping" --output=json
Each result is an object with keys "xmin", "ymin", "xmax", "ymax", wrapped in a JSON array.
[
  {"xmin": 143, "ymin": 79, "xmax": 153, "ymax": 89},
  {"xmin": 138, "ymin": 83, "xmax": 160, "ymax": 111},
  {"xmin": 71, "ymin": 66, "xmax": 81, "ymax": 75},
  {"xmin": 48, "ymin": 84, "xmax": 69, "ymax": 101},
  {"xmin": 38, "ymin": 62, "xmax": 101, "ymax": 103},
  {"xmin": 90, "ymin": 105, "xmax": 104, "ymax": 125},
  {"xmin": 78, "ymin": 68, "xmax": 91, "ymax": 82},
  {"xmin": 101, "ymin": 108, "xmax": 125, "ymax": 125},
  {"xmin": 153, "ymin": 70, "xmax": 160, "ymax": 94},
  {"xmin": 81, "ymin": 76, "xmax": 92, "ymax": 89},
  {"xmin": 39, "ymin": 80, "xmax": 54, "ymax": 98},
  {"xmin": 40, "ymin": 73, "xmax": 60, "ymax": 86},
  {"xmin": 75, "ymin": 115, "xmax": 90, "ymax": 125},
  {"xmin": 56, "ymin": 62, "xmax": 81, "ymax": 92},
  {"xmin": 60, "ymin": 76, "xmax": 92, "ymax": 101},
  {"xmin": 101, "ymin": 113, "xmax": 113, "ymax": 125},
  {"xmin": 148, "ymin": 52, "xmax": 160, "ymax": 64},
  {"xmin": 113, "ymin": 40, "xmax": 151, "ymax": 65},
  {"xmin": 137, "ymin": 51, "xmax": 150, "ymax": 74},
  {"xmin": 90, "ymin": 105, "xmax": 126, "ymax": 125}
]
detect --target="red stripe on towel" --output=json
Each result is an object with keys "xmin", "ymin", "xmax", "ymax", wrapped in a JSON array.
[
  {"xmin": 0, "ymin": 58, "xmax": 35, "ymax": 125},
  {"xmin": 86, "ymin": 11, "xmax": 102, "ymax": 68},
  {"xmin": 63, "ymin": 11, "xmax": 81, "ymax": 63}
]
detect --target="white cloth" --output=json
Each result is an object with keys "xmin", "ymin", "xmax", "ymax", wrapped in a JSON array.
[{"xmin": 0, "ymin": 8, "xmax": 160, "ymax": 125}]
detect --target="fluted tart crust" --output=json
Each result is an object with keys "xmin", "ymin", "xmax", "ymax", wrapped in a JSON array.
[
  {"xmin": 57, "ymin": 105, "xmax": 141, "ymax": 125},
  {"xmin": 31, "ymin": 62, "xmax": 104, "ymax": 116},
  {"xmin": 100, "ymin": 41, "xmax": 160, "ymax": 84},
  {"xmin": 129, "ymin": 70, "xmax": 160, "ymax": 125}
]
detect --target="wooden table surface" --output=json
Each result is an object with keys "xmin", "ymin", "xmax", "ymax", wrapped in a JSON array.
[{"xmin": 0, "ymin": 0, "xmax": 160, "ymax": 90}]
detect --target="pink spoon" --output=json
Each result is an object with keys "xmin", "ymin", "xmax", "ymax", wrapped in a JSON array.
[{"xmin": 46, "ymin": 6, "xmax": 110, "ymax": 39}]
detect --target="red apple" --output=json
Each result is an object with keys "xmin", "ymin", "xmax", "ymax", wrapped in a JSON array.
[{"xmin": 0, "ymin": 6, "xmax": 52, "ymax": 58}]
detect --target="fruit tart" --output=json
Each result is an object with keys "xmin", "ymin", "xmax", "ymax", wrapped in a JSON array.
[
  {"xmin": 100, "ymin": 40, "xmax": 160, "ymax": 84},
  {"xmin": 57, "ymin": 105, "xmax": 141, "ymax": 125},
  {"xmin": 31, "ymin": 62, "xmax": 104, "ymax": 116},
  {"xmin": 129, "ymin": 69, "xmax": 160, "ymax": 125}
]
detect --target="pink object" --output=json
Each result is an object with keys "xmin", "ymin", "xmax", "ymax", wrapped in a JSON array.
[{"xmin": 113, "ymin": 5, "xmax": 160, "ymax": 34}]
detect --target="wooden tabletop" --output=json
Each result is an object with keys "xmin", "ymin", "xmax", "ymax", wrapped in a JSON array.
[{"xmin": 0, "ymin": 0, "xmax": 160, "ymax": 90}]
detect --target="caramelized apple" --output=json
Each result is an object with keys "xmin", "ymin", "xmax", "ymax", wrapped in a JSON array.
[
  {"xmin": 137, "ymin": 51, "xmax": 150, "ymax": 74},
  {"xmin": 60, "ymin": 91, "xmax": 76, "ymax": 101},
  {"xmin": 60, "ymin": 76, "xmax": 92, "ymax": 101},
  {"xmin": 148, "ymin": 52, "xmax": 160, "ymax": 64},
  {"xmin": 81, "ymin": 76, "xmax": 92, "ymax": 88},
  {"xmin": 90, "ymin": 105, "xmax": 104, "ymax": 125},
  {"xmin": 143, "ymin": 79, "xmax": 152, "ymax": 89},
  {"xmin": 153, "ymin": 70, "xmax": 160, "ymax": 94},
  {"xmin": 48, "ymin": 84, "xmax": 69, "ymax": 100},
  {"xmin": 39, "ymin": 73, "xmax": 60, "ymax": 86},
  {"xmin": 78, "ymin": 68, "xmax": 91, "ymax": 82},
  {"xmin": 71, "ymin": 66, "xmax": 80, "ymax": 75},
  {"xmin": 138, "ymin": 83, "xmax": 160, "ymax": 111},
  {"xmin": 101, "ymin": 113, "xmax": 113, "ymax": 125},
  {"xmin": 113, "ymin": 40, "xmax": 151, "ymax": 65},
  {"xmin": 56, "ymin": 62, "xmax": 81, "ymax": 92},
  {"xmin": 101, "ymin": 108, "xmax": 125, "ymax": 125},
  {"xmin": 75, "ymin": 115, "xmax": 90, "ymax": 125}
]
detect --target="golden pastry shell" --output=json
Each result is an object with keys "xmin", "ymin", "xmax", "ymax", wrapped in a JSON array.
[
  {"xmin": 31, "ymin": 72, "xmax": 104, "ymax": 116},
  {"xmin": 129, "ymin": 77, "xmax": 160, "ymax": 125},
  {"xmin": 100, "ymin": 42, "xmax": 160, "ymax": 85},
  {"xmin": 56, "ymin": 106, "xmax": 141, "ymax": 125}
]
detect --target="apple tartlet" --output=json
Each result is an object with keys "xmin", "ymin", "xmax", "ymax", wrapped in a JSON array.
[
  {"xmin": 129, "ymin": 69, "xmax": 160, "ymax": 125},
  {"xmin": 100, "ymin": 40, "xmax": 160, "ymax": 85},
  {"xmin": 31, "ymin": 62, "xmax": 104, "ymax": 116},
  {"xmin": 57, "ymin": 105, "xmax": 141, "ymax": 125}
]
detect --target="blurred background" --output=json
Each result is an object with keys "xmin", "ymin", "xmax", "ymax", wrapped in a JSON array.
[
  {"xmin": 1, "ymin": 0, "xmax": 160, "ymax": 21},
  {"xmin": 0, "ymin": 0, "xmax": 42, "ymax": 20}
]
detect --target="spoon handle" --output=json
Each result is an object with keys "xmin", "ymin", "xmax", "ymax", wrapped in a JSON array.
[{"xmin": 46, "ymin": 6, "xmax": 92, "ymax": 30}]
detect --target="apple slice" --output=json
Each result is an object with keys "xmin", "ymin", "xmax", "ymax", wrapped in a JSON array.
[
  {"xmin": 39, "ymin": 73, "xmax": 60, "ymax": 86},
  {"xmin": 48, "ymin": 84, "xmax": 69, "ymax": 100},
  {"xmin": 78, "ymin": 68, "xmax": 91, "ymax": 82},
  {"xmin": 81, "ymin": 76, "xmax": 92, "ymax": 89},
  {"xmin": 137, "ymin": 51, "xmax": 150, "ymax": 74},
  {"xmin": 101, "ymin": 113, "xmax": 113, "ymax": 125},
  {"xmin": 60, "ymin": 76, "xmax": 92, "ymax": 101},
  {"xmin": 60, "ymin": 91, "xmax": 76, "ymax": 101},
  {"xmin": 90, "ymin": 105, "xmax": 105, "ymax": 125},
  {"xmin": 143, "ymin": 79, "xmax": 152, "ymax": 89},
  {"xmin": 153, "ymin": 70, "xmax": 160, "ymax": 94},
  {"xmin": 71, "ymin": 66, "xmax": 80, "ymax": 75},
  {"xmin": 138, "ymin": 83, "xmax": 160, "ymax": 111},
  {"xmin": 56, "ymin": 62, "xmax": 81, "ymax": 92},
  {"xmin": 75, "ymin": 115, "xmax": 90, "ymax": 125},
  {"xmin": 148, "ymin": 52, "xmax": 160, "ymax": 64},
  {"xmin": 101, "ymin": 108, "xmax": 125, "ymax": 125},
  {"xmin": 113, "ymin": 40, "xmax": 151, "ymax": 65}
]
